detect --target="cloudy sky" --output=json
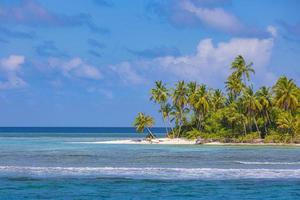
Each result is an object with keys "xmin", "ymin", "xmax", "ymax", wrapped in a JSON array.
[{"xmin": 0, "ymin": 0, "xmax": 299, "ymax": 126}]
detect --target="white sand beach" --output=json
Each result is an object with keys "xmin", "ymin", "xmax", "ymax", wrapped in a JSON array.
[
  {"xmin": 82, "ymin": 138, "xmax": 196, "ymax": 145},
  {"xmin": 72, "ymin": 138, "xmax": 300, "ymax": 146}
]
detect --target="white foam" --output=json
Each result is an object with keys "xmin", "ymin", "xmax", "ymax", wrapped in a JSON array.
[
  {"xmin": 236, "ymin": 161, "xmax": 300, "ymax": 165},
  {"xmin": 0, "ymin": 166, "xmax": 299, "ymax": 180}
]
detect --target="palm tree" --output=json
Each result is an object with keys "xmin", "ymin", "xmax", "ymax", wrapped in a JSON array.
[
  {"xmin": 187, "ymin": 82, "xmax": 197, "ymax": 98},
  {"xmin": 189, "ymin": 84, "xmax": 210, "ymax": 130},
  {"xmin": 273, "ymin": 76, "xmax": 299, "ymax": 112},
  {"xmin": 225, "ymin": 73, "xmax": 244, "ymax": 101},
  {"xmin": 241, "ymin": 86, "xmax": 262, "ymax": 137},
  {"xmin": 256, "ymin": 86, "xmax": 273, "ymax": 135},
  {"xmin": 187, "ymin": 81, "xmax": 198, "ymax": 126},
  {"xmin": 211, "ymin": 89, "xmax": 226, "ymax": 111},
  {"xmin": 159, "ymin": 103, "xmax": 175, "ymax": 137},
  {"xmin": 276, "ymin": 112, "xmax": 299, "ymax": 142},
  {"xmin": 172, "ymin": 81, "xmax": 188, "ymax": 137},
  {"xmin": 133, "ymin": 113, "xmax": 156, "ymax": 139},
  {"xmin": 224, "ymin": 102, "xmax": 247, "ymax": 135},
  {"xmin": 231, "ymin": 55, "xmax": 255, "ymax": 85},
  {"xmin": 150, "ymin": 81, "xmax": 170, "ymax": 134}
]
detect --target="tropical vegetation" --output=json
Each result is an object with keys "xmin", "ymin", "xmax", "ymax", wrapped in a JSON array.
[{"xmin": 134, "ymin": 55, "xmax": 300, "ymax": 143}]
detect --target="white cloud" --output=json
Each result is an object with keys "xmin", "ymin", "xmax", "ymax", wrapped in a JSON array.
[
  {"xmin": 181, "ymin": 0, "xmax": 243, "ymax": 33},
  {"xmin": 0, "ymin": 55, "xmax": 25, "ymax": 71},
  {"xmin": 0, "ymin": 55, "xmax": 27, "ymax": 89},
  {"xmin": 154, "ymin": 0, "xmax": 271, "ymax": 37},
  {"xmin": 49, "ymin": 57, "xmax": 102, "ymax": 80},
  {"xmin": 109, "ymin": 62, "xmax": 145, "ymax": 85},
  {"xmin": 109, "ymin": 36, "xmax": 275, "ymax": 86},
  {"xmin": 0, "ymin": 76, "xmax": 27, "ymax": 90},
  {"xmin": 155, "ymin": 37, "xmax": 274, "ymax": 85},
  {"xmin": 267, "ymin": 25, "xmax": 277, "ymax": 38}
]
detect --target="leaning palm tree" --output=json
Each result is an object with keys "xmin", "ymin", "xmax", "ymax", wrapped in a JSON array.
[
  {"xmin": 150, "ymin": 81, "xmax": 170, "ymax": 134},
  {"xmin": 231, "ymin": 55, "xmax": 255, "ymax": 85},
  {"xmin": 241, "ymin": 86, "xmax": 262, "ymax": 137},
  {"xmin": 133, "ymin": 113, "xmax": 156, "ymax": 139},
  {"xmin": 273, "ymin": 76, "xmax": 299, "ymax": 112}
]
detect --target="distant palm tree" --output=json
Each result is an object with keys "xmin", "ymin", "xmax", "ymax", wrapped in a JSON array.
[
  {"xmin": 150, "ymin": 81, "xmax": 170, "ymax": 134},
  {"xmin": 172, "ymin": 81, "xmax": 188, "ymax": 137},
  {"xmin": 241, "ymin": 87, "xmax": 262, "ymax": 137},
  {"xmin": 231, "ymin": 55, "xmax": 255, "ymax": 85},
  {"xmin": 133, "ymin": 113, "xmax": 156, "ymax": 139},
  {"xmin": 273, "ymin": 76, "xmax": 299, "ymax": 112}
]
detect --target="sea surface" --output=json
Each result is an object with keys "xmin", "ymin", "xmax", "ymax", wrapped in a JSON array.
[{"xmin": 0, "ymin": 127, "xmax": 299, "ymax": 200}]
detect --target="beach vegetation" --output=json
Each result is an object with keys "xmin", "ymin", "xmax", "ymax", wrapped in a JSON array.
[
  {"xmin": 133, "ymin": 113, "xmax": 156, "ymax": 139},
  {"xmin": 135, "ymin": 55, "xmax": 300, "ymax": 143}
]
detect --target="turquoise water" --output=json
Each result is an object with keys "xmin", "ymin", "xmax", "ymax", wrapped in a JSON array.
[{"xmin": 0, "ymin": 128, "xmax": 299, "ymax": 199}]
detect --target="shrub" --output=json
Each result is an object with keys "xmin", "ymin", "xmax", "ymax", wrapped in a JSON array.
[
  {"xmin": 264, "ymin": 130, "xmax": 292, "ymax": 143},
  {"xmin": 183, "ymin": 129, "xmax": 203, "ymax": 139},
  {"xmin": 183, "ymin": 128, "xmax": 235, "ymax": 142},
  {"xmin": 236, "ymin": 132, "xmax": 261, "ymax": 143}
]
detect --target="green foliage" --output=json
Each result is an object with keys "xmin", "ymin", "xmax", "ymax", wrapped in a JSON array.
[
  {"xmin": 273, "ymin": 76, "xmax": 299, "ymax": 112},
  {"xmin": 264, "ymin": 130, "xmax": 292, "ymax": 143},
  {"xmin": 276, "ymin": 111, "xmax": 299, "ymax": 138},
  {"xmin": 137, "ymin": 55, "xmax": 300, "ymax": 143},
  {"xmin": 183, "ymin": 129, "xmax": 233, "ymax": 141},
  {"xmin": 236, "ymin": 132, "xmax": 261, "ymax": 143},
  {"xmin": 133, "ymin": 113, "xmax": 155, "ymax": 138},
  {"xmin": 183, "ymin": 129, "xmax": 203, "ymax": 140}
]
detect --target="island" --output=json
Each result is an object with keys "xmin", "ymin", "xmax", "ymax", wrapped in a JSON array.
[{"xmin": 131, "ymin": 55, "xmax": 300, "ymax": 145}]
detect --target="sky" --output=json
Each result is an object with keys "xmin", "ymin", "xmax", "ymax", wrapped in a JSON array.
[{"xmin": 0, "ymin": 0, "xmax": 299, "ymax": 127}]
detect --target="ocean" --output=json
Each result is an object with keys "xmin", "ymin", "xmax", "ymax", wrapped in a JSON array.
[{"xmin": 0, "ymin": 127, "xmax": 299, "ymax": 200}]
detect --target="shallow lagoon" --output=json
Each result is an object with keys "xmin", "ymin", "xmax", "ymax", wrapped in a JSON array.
[{"xmin": 0, "ymin": 128, "xmax": 299, "ymax": 199}]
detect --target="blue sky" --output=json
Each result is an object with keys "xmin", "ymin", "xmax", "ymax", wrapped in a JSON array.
[{"xmin": 0, "ymin": 0, "xmax": 299, "ymax": 126}]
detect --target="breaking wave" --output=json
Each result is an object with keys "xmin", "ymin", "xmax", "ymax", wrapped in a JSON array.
[
  {"xmin": 0, "ymin": 166, "xmax": 299, "ymax": 180},
  {"xmin": 236, "ymin": 161, "xmax": 300, "ymax": 165}
]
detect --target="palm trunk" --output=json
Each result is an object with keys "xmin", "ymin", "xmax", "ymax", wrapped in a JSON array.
[
  {"xmin": 243, "ymin": 121, "xmax": 247, "ymax": 136},
  {"xmin": 146, "ymin": 127, "xmax": 156, "ymax": 139},
  {"xmin": 162, "ymin": 117, "xmax": 168, "ymax": 136},
  {"xmin": 263, "ymin": 116, "xmax": 268, "ymax": 137},
  {"xmin": 177, "ymin": 108, "xmax": 183, "ymax": 138},
  {"xmin": 177, "ymin": 124, "xmax": 182, "ymax": 138},
  {"xmin": 266, "ymin": 111, "xmax": 271, "ymax": 124},
  {"xmin": 167, "ymin": 116, "xmax": 175, "ymax": 138},
  {"xmin": 248, "ymin": 117, "xmax": 252, "ymax": 132},
  {"xmin": 197, "ymin": 113, "xmax": 202, "ymax": 131},
  {"xmin": 160, "ymin": 104, "xmax": 169, "ymax": 136},
  {"xmin": 253, "ymin": 117, "xmax": 261, "ymax": 138}
]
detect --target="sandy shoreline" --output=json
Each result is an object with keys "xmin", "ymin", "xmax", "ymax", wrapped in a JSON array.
[{"xmin": 75, "ymin": 138, "xmax": 300, "ymax": 146}]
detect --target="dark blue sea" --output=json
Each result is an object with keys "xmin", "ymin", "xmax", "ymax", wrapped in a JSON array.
[{"xmin": 0, "ymin": 127, "xmax": 299, "ymax": 200}]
